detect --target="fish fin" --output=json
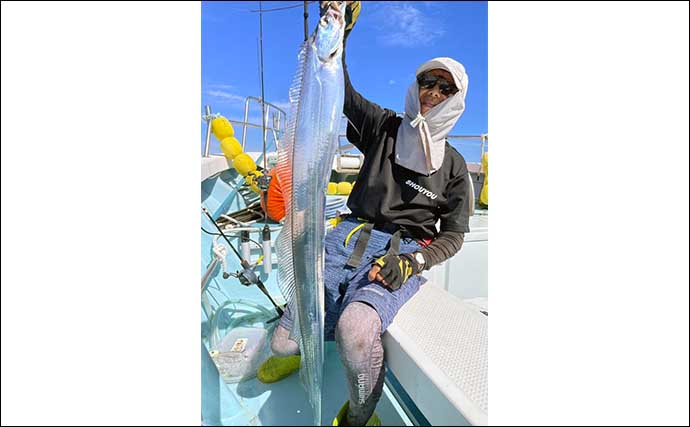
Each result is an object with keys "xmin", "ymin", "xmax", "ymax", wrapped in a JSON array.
[
  {"xmin": 274, "ymin": 40, "xmax": 310, "ymax": 308},
  {"xmin": 275, "ymin": 37, "xmax": 310, "ymax": 213},
  {"xmin": 275, "ymin": 224, "xmax": 296, "ymax": 307}
]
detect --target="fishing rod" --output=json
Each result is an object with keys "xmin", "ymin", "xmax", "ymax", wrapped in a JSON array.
[
  {"xmin": 202, "ymin": 207, "xmax": 284, "ymax": 317},
  {"xmin": 257, "ymin": 0, "xmax": 274, "ymax": 278}
]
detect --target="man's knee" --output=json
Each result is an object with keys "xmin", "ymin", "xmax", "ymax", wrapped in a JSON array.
[
  {"xmin": 335, "ymin": 302, "xmax": 381, "ymax": 355},
  {"xmin": 270, "ymin": 325, "xmax": 300, "ymax": 357}
]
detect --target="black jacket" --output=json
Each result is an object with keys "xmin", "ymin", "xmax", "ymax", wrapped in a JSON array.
[{"xmin": 342, "ymin": 49, "xmax": 470, "ymax": 269}]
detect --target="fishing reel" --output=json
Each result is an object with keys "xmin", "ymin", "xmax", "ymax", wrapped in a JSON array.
[
  {"xmin": 248, "ymin": 169, "xmax": 272, "ymax": 193},
  {"xmin": 237, "ymin": 260, "xmax": 260, "ymax": 287},
  {"xmin": 222, "ymin": 259, "xmax": 260, "ymax": 287},
  {"xmin": 237, "ymin": 259, "xmax": 284, "ymax": 317}
]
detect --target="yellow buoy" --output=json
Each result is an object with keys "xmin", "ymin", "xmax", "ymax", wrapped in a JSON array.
[
  {"xmin": 233, "ymin": 153, "xmax": 257, "ymax": 177},
  {"xmin": 220, "ymin": 136, "xmax": 243, "ymax": 159},
  {"xmin": 336, "ymin": 181, "xmax": 352, "ymax": 195},
  {"xmin": 327, "ymin": 182, "xmax": 338, "ymax": 195},
  {"xmin": 211, "ymin": 116, "xmax": 234, "ymax": 141}
]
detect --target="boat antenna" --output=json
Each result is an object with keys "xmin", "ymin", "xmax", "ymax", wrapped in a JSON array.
[
  {"xmin": 258, "ymin": 0, "xmax": 267, "ymax": 173},
  {"xmin": 303, "ymin": 1, "xmax": 309, "ymax": 41}
]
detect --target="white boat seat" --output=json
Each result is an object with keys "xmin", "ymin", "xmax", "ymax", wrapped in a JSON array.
[{"xmin": 382, "ymin": 283, "xmax": 488, "ymax": 426}]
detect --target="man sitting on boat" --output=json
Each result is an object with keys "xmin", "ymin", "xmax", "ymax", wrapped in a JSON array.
[{"xmin": 259, "ymin": 2, "xmax": 472, "ymax": 425}]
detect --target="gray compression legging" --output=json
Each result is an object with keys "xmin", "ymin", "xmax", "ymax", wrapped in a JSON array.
[{"xmin": 270, "ymin": 302, "xmax": 385, "ymax": 426}]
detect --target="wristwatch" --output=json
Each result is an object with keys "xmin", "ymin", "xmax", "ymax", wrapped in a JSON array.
[{"xmin": 413, "ymin": 252, "xmax": 426, "ymax": 271}]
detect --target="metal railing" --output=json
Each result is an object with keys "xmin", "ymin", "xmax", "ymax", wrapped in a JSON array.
[
  {"xmin": 201, "ymin": 98, "xmax": 288, "ymax": 158},
  {"xmin": 240, "ymin": 96, "xmax": 287, "ymax": 150},
  {"xmin": 446, "ymin": 134, "xmax": 489, "ymax": 157},
  {"xmin": 201, "ymin": 258, "xmax": 219, "ymax": 293},
  {"xmin": 203, "ymin": 99, "xmax": 488, "ymax": 163},
  {"xmin": 202, "ymin": 105, "xmax": 214, "ymax": 158}
]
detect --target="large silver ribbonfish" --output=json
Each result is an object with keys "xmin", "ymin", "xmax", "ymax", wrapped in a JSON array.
[{"xmin": 273, "ymin": 2, "xmax": 346, "ymax": 425}]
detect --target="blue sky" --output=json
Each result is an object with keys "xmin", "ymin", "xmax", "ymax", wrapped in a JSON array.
[{"xmin": 202, "ymin": 1, "xmax": 487, "ymax": 161}]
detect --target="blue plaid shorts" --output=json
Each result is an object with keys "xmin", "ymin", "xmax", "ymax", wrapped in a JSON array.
[{"xmin": 279, "ymin": 217, "xmax": 426, "ymax": 340}]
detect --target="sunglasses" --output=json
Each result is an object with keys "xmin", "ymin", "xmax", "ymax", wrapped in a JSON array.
[{"xmin": 416, "ymin": 73, "xmax": 459, "ymax": 96}]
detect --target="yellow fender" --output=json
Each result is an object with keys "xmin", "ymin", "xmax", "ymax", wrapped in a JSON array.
[
  {"xmin": 233, "ymin": 153, "xmax": 257, "ymax": 177},
  {"xmin": 220, "ymin": 136, "xmax": 243, "ymax": 160},
  {"xmin": 211, "ymin": 116, "xmax": 234, "ymax": 141}
]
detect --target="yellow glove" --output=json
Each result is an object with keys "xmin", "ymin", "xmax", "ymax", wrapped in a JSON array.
[{"xmin": 369, "ymin": 253, "xmax": 419, "ymax": 291}]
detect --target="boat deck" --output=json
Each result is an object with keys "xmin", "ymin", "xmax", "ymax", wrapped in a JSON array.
[{"xmin": 201, "ymin": 166, "xmax": 488, "ymax": 426}]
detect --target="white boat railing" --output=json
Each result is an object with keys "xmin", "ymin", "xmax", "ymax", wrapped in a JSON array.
[
  {"xmin": 202, "ymin": 98, "xmax": 488, "ymax": 165},
  {"xmin": 240, "ymin": 96, "xmax": 288, "ymax": 150},
  {"xmin": 201, "ymin": 98, "xmax": 288, "ymax": 158}
]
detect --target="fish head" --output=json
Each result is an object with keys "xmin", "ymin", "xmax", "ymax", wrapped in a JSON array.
[{"xmin": 315, "ymin": 1, "xmax": 346, "ymax": 62}]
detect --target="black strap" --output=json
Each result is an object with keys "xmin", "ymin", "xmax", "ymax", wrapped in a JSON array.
[
  {"xmin": 346, "ymin": 224, "xmax": 403, "ymax": 269},
  {"xmin": 346, "ymin": 222, "xmax": 373, "ymax": 268},
  {"xmin": 386, "ymin": 229, "xmax": 402, "ymax": 257}
]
